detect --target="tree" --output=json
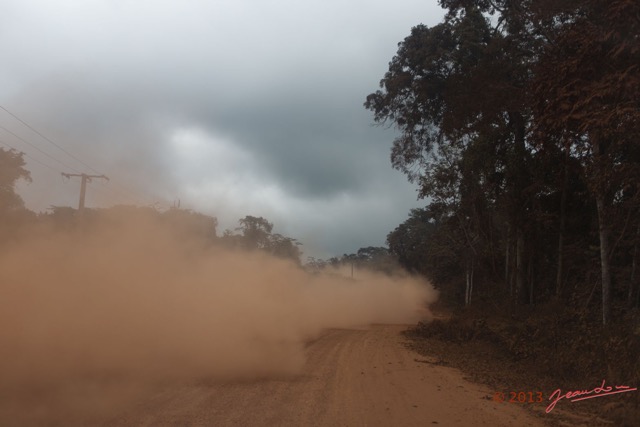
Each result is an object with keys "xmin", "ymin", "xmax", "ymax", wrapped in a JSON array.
[
  {"xmin": 0, "ymin": 148, "xmax": 31, "ymax": 217},
  {"xmin": 387, "ymin": 208, "xmax": 442, "ymax": 276},
  {"xmin": 268, "ymin": 233, "xmax": 302, "ymax": 265},
  {"xmin": 369, "ymin": 0, "xmax": 639, "ymax": 317},
  {"xmin": 0, "ymin": 148, "xmax": 34, "ymax": 243},
  {"xmin": 236, "ymin": 215, "xmax": 273, "ymax": 250},
  {"xmin": 365, "ymin": 5, "xmax": 539, "ymax": 304},
  {"xmin": 532, "ymin": 0, "xmax": 640, "ymax": 324},
  {"xmin": 364, "ymin": 10, "xmax": 494, "ymax": 180},
  {"xmin": 220, "ymin": 215, "xmax": 302, "ymax": 264}
]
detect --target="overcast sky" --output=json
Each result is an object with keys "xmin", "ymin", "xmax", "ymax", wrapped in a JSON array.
[{"xmin": 1, "ymin": 0, "xmax": 445, "ymax": 259}]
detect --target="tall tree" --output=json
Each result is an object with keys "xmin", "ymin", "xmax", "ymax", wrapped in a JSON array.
[
  {"xmin": 532, "ymin": 0, "xmax": 640, "ymax": 324},
  {"xmin": 369, "ymin": 0, "xmax": 639, "ymax": 316},
  {"xmin": 365, "ymin": 5, "xmax": 537, "ymax": 303}
]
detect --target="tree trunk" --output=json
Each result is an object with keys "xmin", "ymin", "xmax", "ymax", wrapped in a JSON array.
[
  {"xmin": 629, "ymin": 222, "xmax": 639, "ymax": 308},
  {"xmin": 529, "ymin": 252, "xmax": 534, "ymax": 305},
  {"xmin": 465, "ymin": 264, "xmax": 471, "ymax": 306},
  {"xmin": 470, "ymin": 259, "xmax": 474, "ymax": 304},
  {"xmin": 465, "ymin": 257, "xmax": 474, "ymax": 306},
  {"xmin": 556, "ymin": 147, "xmax": 569, "ymax": 297},
  {"xmin": 516, "ymin": 227, "xmax": 527, "ymax": 304},
  {"xmin": 556, "ymin": 231, "xmax": 565, "ymax": 297},
  {"xmin": 505, "ymin": 227, "xmax": 510, "ymax": 290},
  {"xmin": 596, "ymin": 195, "xmax": 612, "ymax": 325},
  {"xmin": 509, "ymin": 235, "xmax": 515, "ymax": 298},
  {"xmin": 593, "ymin": 137, "xmax": 612, "ymax": 326},
  {"xmin": 509, "ymin": 111, "xmax": 528, "ymax": 306}
]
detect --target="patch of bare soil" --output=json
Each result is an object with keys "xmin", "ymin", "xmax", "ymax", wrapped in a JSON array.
[{"xmin": 404, "ymin": 302, "xmax": 640, "ymax": 427}]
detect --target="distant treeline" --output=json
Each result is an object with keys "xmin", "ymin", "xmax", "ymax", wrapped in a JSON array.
[
  {"xmin": 306, "ymin": 246, "xmax": 400, "ymax": 276},
  {"xmin": 365, "ymin": 0, "xmax": 640, "ymax": 324},
  {"xmin": 0, "ymin": 148, "xmax": 396, "ymax": 273}
]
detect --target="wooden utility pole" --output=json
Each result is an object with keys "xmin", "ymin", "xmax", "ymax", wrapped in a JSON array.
[{"xmin": 62, "ymin": 173, "xmax": 109, "ymax": 218}]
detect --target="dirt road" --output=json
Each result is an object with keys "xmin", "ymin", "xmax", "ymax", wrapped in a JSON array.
[
  {"xmin": 94, "ymin": 325, "xmax": 543, "ymax": 427},
  {"xmin": 1, "ymin": 324, "xmax": 545, "ymax": 426}
]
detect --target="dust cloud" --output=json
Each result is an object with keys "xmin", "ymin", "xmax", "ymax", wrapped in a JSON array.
[{"xmin": 0, "ymin": 209, "xmax": 436, "ymax": 425}]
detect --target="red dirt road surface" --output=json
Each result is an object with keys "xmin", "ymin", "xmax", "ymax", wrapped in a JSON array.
[{"xmin": 97, "ymin": 325, "xmax": 544, "ymax": 427}]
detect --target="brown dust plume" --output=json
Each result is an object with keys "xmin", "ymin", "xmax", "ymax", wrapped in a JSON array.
[{"xmin": 0, "ymin": 209, "xmax": 436, "ymax": 425}]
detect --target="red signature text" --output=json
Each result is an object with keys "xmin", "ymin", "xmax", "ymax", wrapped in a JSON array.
[{"xmin": 546, "ymin": 380, "xmax": 637, "ymax": 413}]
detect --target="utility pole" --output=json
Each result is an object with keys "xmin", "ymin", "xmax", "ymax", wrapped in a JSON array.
[{"xmin": 62, "ymin": 173, "xmax": 109, "ymax": 219}]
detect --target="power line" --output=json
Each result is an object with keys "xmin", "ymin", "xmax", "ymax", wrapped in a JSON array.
[
  {"xmin": 0, "ymin": 106, "xmax": 153, "ymax": 203},
  {"xmin": 0, "ymin": 105, "xmax": 103, "ymax": 175},
  {"xmin": 0, "ymin": 126, "xmax": 137, "ymax": 206},
  {"xmin": 0, "ymin": 105, "xmax": 166, "ymax": 209},
  {"xmin": 0, "ymin": 124, "xmax": 81, "ymax": 173},
  {"xmin": 0, "ymin": 139, "xmax": 62, "ymax": 174}
]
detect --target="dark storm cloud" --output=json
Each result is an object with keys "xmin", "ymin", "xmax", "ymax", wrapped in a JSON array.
[{"xmin": 200, "ymin": 102, "xmax": 379, "ymax": 197}]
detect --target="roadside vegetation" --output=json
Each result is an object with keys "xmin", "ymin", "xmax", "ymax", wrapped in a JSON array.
[{"xmin": 362, "ymin": 0, "xmax": 639, "ymax": 424}]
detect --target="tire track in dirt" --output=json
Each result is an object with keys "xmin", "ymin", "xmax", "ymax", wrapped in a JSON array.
[{"xmin": 103, "ymin": 325, "xmax": 546, "ymax": 427}]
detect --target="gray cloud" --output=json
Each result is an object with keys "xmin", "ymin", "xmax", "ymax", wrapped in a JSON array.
[{"xmin": 3, "ymin": 0, "xmax": 444, "ymax": 257}]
